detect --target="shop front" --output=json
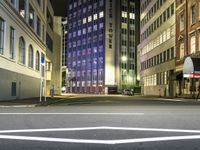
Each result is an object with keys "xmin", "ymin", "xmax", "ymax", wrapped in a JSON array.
[{"xmin": 183, "ymin": 57, "xmax": 200, "ymax": 98}]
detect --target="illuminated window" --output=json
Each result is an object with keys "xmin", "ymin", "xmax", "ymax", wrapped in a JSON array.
[
  {"xmin": 163, "ymin": 31, "xmax": 166, "ymax": 42},
  {"xmin": 122, "ymin": 11, "xmax": 127, "ymax": 18},
  {"xmin": 180, "ymin": 41, "xmax": 184, "ymax": 59},
  {"xmin": 129, "ymin": 13, "xmax": 135, "ymax": 19},
  {"xmin": 83, "ymin": 18, "xmax": 87, "ymax": 24},
  {"xmin": 166, "ymin": 28, "xmax": 170, "ymax": 40},
  {"xmin": 93, "ymin": 14, "xmax": 98, "ymax": 20},
  {"xmin": 29, "ymin": 4, "xmax": 35, "ymax": 28},
  {"xmin": 99, "ymin": 11, "xmax": 104, "ymax": 18},
  {"xmin": 19, "ymin": 0, "xmax": 26, "ymax": 18},
  {"xmin": 190, "ymin": 35, "xmax": 196, "ymax": 54},
  {"xmin": 180, "ymin": 14, "xmax": 184, "ymax": 32},
  {"xmin": 88, "ymin": 16, "xmax": 92, "ymax": 22},
  {"xmin": 164, "ymin": 72, "xmax": 167, "ymax": 84}
]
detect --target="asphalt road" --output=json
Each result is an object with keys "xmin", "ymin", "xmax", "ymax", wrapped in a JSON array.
[{"xmin": 0, "ymin": 96, "xmax": 200, "ymax": 150}]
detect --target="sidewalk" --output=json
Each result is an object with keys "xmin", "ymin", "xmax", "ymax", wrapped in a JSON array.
[
  {"xmin": 0, "ymin": 97, "xmax": 62, "ymax": 107},
  {"xmin": 1, "ymin": 94, "xmax": 200, "ymax": 107}
]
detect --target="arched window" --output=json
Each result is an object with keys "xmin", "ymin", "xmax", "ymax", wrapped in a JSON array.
[
  {"xmin": 28, "ymin": 45, "xmax": 33, "ymax": 68},
  {"xmin": 19, "ymin": 37, "xmax": 26, "ymax": 64},
  {"xmin": 35, "ymin": 51, "xmax": 40, "ymax": 71}
]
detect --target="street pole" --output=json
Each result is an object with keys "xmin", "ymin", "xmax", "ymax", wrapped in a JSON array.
[
  {"xmin": 39, "ymin": 66, "xmax": 42, "ymax": 103},
  {"xmin": 40, "ymin": 55, "xmax": 45, "ymax": 103},
  {"xmin": 44, "ymin": 64, "xmax": 47, "ymax": 102}
]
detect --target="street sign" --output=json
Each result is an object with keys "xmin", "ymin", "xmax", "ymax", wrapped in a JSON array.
[{"xmin": 41, "ymin": 55, "xmax": 45, "ymax": 66}]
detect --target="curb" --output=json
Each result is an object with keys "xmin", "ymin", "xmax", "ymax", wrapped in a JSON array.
[{"xmin": 0, "ymin": 105, "xmax": 36, "ymax": 108}]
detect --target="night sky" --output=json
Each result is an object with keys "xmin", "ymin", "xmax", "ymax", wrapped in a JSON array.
[{"xmin": 51, "ymin": 0, "xmax": 68, "ymax": 17}]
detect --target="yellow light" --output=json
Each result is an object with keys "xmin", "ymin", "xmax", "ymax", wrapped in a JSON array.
[
  {"xmin": 128, "ymin": 76, "xmax": 133, "ymax": 82},
  {"xmin": 121, "ymin": 56, "xmax": 127, "ymax": 62},
  {"xmin": 137, "ymin": 75, "xmax": 140, "ymax": 80}
]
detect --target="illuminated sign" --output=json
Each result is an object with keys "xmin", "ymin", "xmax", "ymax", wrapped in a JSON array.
[{"xmin": 184, "ymin": 73, "xmax": 200, "ymax": 78}]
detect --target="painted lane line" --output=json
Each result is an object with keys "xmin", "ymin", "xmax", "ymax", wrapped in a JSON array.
[
  {"xmin": 100, "ymin": 127, "xmax": 200, "ymax": 134},
  {"xmin": 113, "ymin": 135, "xmax": 200, "ymax": 144},
  {"xmin": 0, "ymin": 127, "xmax": 106, "ymax": 134},
  {"xmin": 0, "ymin": 105, "xmax": 36, "ymax": 108},
  {"xmin": 158, "ymin": 99, "xmax": 185, "ymax": 102},
  {"xmin": 0, "ymin": 113, "xmax": 144, "ymax": 115},
  {"xmin": 0, "ymin": 134, "xmax": 200, "ymax": 144},
  {"xmin": 1, "ymin": 127, "xmax": 200, "ymax": 134}
]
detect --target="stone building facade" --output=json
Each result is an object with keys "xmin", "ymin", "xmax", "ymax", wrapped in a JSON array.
[
  {"xmin": 0, "ymin": 0, "xmax": 62, "ymax": 100},
  {"xmin": 138, "ymin": 0, "xmax": 176, "ymax": 96},
  {"xmin": 176, "ymin": 0, "xmax": 200, "ymax": 96}
]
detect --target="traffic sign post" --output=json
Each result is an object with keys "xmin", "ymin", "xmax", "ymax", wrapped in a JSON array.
[{"xmin": 40, "ymin": 55, "xmax": 46, "ymax": 103}]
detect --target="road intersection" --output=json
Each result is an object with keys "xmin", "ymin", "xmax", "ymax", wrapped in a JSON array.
[{"xmin": 0, "ymin": 96, "xmax": 200, "ymax": 149}]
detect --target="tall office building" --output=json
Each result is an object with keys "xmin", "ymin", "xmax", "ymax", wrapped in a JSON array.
[
  {"xmin": 138, "ymin": 0, "xmax": 176, "ymax": 96},
  {"xmin": 67, "ymin": 0, "xmax": 140, "ymax": 94},
  {"xmin": 0, "ymin": 0, "xmax": 62, "ymax": 100}
]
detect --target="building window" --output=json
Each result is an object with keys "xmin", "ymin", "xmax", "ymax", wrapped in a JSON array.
[
  {"xmin": 46, "ymin": 33, "xmax": 53, "ymax": 52},
  {"xmin": 29, "ymin": 4, "xmax": 35, "ymax": 29},
  {"xmin": 180, "ymin": 14, "xmax": 184, "ymax": 32},
  {"xmin": 94, "ymin": 14, "xmax": 98, "ymax": 20},
  {"xmin": 19, "ymin": 37, "xmax": 26, "ymax": 64},
  {"xmin": 47, "ymin": 9, "xmax": 53, "ymax": 30},
  {"xmin": 190, "ymin": 35, "xmax": 196, "ymax": 54},
  {"xmin": 10, "ymin": 27, "xmax": 15, "ymax": 59},
  {"xmin": 37, "ymin": 0, "xmax": 41, "ymax": 6},
  {"xmin": 180, "ymin": 41, "xmax": 184, "ymax": 59},
  {"xmin": 35, "ymin": 51, "xmax": 40, "ymax": 71},
  {"xmin": 28, "ymin": 45, "xmax": 34, "ymax": 68},
  {"xmin": 164, "ymin": 72, "xmax": 167, "ymax": 84},
  {"xmin": 19, "ymin": 0, "xmax": 26, "ymax": 18},
  {"xmin": 83, "ymin": 18, "xmax": 87, "ymax": 24},
  {"xmin": 171, "ymin": 3, "xmax": 174, "ymax": 15},
  {"xmin": 11, "ymin": 0, "xmax": 16, "ymax": 7},
  {"xmin": 191, "ymin": 5, "xmax": 196, "ymax": 25},
  {"xmin": 11, "ymin": 82, "xmax": 17, "ymax": 97},
  {"xmin": 171, "ymin": 47, "xmax": 175, "ymax": 59},
  {"xmin": 0, "ymin": 18, "xmax": 5, "ymax": 55},
  {"xmin": 99, "ymin": 11, "xmax": 104, "ymax": 18},
  {"xmin": 88, "ymin": 16, "xmax": 92, "ymax": 22},
  {"xmin": 37, "ymin": 16, "xmax": 41, "ymax": 37},
  {"xmin": 122, "ymin": 11, "xmax": 127, "ymax": 18}
]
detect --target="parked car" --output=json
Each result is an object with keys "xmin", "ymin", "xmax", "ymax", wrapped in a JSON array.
[{"xmin": 122, "ymin": 89, "xmax": 134, "ymax": 96}]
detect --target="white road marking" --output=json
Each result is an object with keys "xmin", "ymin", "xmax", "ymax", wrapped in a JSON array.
[
  {"xmin": 1, "ymin": 127, "xmax": 200, "ymax": 144},
  {"xmin": 0, "ymin": 127, "xmax": 106, "ymax": 134},
  {"xmin": 158, "ymin": 99, "xmax": 185, "ymax": 102},
  {"xmin": 1, "ymin": 126, "xmax": 200, "ymax": 134},
  {"xmin": 0, "ymin": 105, "xmax": 36, "ymax": 108},
  {"xmin": 0, "ymin": 113, "xmax": 144, "ymax": 115},
  {"xmin": 0, "ymin": 134, "xmax": 200, "ymax": 144}
]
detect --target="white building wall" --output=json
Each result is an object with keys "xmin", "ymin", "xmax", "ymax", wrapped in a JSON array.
[
  {"xmin": 0, "ymin": 0, "xmax": 47, "ymax": 100},
  {"xmin": 104, "ymin": 0, "xmax": 116, "ymax": 88}
]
